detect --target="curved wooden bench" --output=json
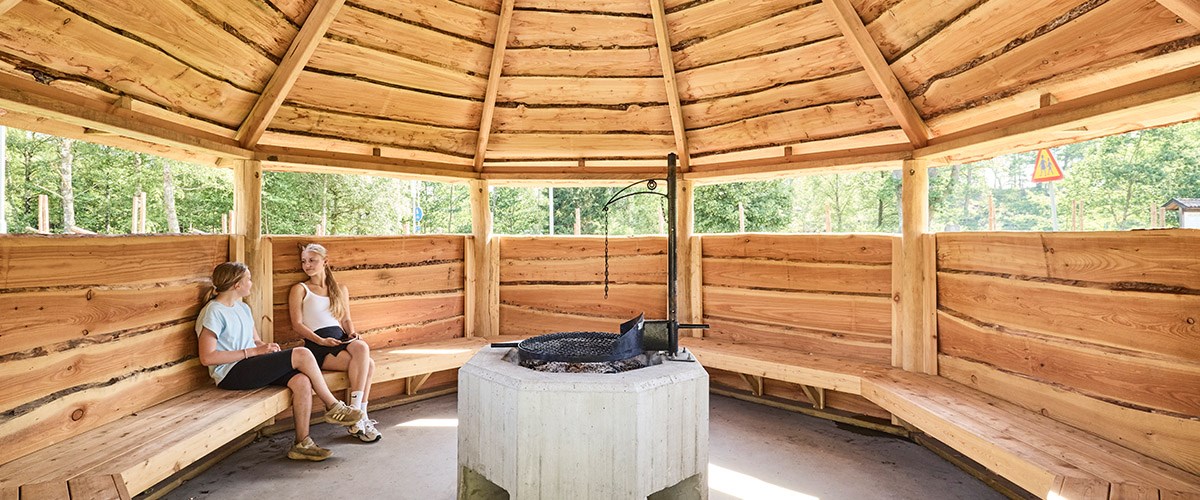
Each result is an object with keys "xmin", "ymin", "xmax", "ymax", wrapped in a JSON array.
[
  {"xmin": 682, "ymin": 337, "xmax": 1200, "ymax": 499},
  {"xmin": 0, "ymin": 337, "xmax": 510, "ymax": 499}
]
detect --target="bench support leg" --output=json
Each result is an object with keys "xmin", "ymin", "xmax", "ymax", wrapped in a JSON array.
[
  {"xmin": 800, "ymin": 385, "xmax": 825, "ymax": 410},
  {"xmin": 737, "ymin": 373, "xmax": 764, "ymax": 396},
  {"xmin": 407, "ymin": 373, "xmax": 433, "ymax": 396}
]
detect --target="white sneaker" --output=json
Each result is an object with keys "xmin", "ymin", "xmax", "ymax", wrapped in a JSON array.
[{"xmin": 350, "ymin": 419, "xmax": 382, "ymax": 443}]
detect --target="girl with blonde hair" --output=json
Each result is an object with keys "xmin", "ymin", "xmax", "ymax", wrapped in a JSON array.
[
  {"xmin": 197, "ymin": 262, "xmax": 364, "ymax": 461},
  {"xmin": 288, "ymin": 243, "xmax": 380, "ymax": 442}
]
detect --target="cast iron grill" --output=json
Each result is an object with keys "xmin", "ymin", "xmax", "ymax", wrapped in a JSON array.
[{"xmin": 515, "ymin": 331, "xmax": 641, "ymax": 363}]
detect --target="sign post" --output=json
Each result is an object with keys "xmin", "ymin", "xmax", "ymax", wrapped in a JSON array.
[{"xmin": 1032, "ymin": 148, "xmax": 1064, "ymax": 231}]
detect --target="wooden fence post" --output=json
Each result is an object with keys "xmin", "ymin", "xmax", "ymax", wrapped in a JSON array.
[
  {"xmin": 900, "ymin": 159, "xmax": 937, "ymax": 375},
  {"xmin": 470, "ymin": 179, "xmax": 494, "ymax": 337}
]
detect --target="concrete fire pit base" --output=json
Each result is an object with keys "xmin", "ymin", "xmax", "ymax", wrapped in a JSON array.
[{"xmin": 457, "ymin": 347, "xmax": 709, "ymax": 500}]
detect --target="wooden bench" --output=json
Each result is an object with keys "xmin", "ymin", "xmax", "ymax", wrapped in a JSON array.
[
  {"xmin": 682, "ymin": 337, "xmax": 1200, "ymax": 500},
  {"xmin": 0, "ymin": 337, "xmax": 508, "ymax": 499}
]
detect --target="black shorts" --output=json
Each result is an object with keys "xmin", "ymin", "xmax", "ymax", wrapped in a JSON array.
[
  {"xmin": 217, "ymin": 349, "xmax": 300, "ymax": 390},
  {"xmin": 305, "ymin": 326, "xmax": 350, "ymax": 367}
]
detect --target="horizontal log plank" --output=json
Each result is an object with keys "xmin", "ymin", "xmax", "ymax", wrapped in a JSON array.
[
  {"xmin": 497, "ymin": 76, "xmax": 668, "ymax": 105},
  {"xmin": 673, "ymin": 3, "xmax": 839, "ymax": 71},
  {"xmin": 688, "ymin": 99, "xmax": 899, "ymax": 155},
  {"xmin": 500, "ymin": 254, "xmax": 667, "ymax": 283},
  {"xmin": 0, "ymin": 361, "xmax": 208, "ymax": 467},
  {"xmin": 700, "ymin": 234, "xmax": 895, "ymax": 263},
  {"xmin": 499, "ymin": 236, "xmax": 666, "ymax": 260},
  {"xmin": 666, "ymin": 0, "xmax": 804, "ymax": 48},
  {"xmin": 502, "ymin": 47, "xmax": 661, "ymax": 77},
  {"xmin": 486, "ymin": 133, "xmax": 676, "ymax": 158},
  {"xmin": 936, "ymin": 230, "xmax": 1200, "ymax": 291},
  {"xmin": 517, "ymin": 0, "xmax": 650, "ymax": 14},
  {"xmin": 940, "ymin": 355, "xmax": 1200, "ymax": 477},
  {"xmin": 498, "ymin": 304, "xmax": 624, "ymax": 336},
  {"xmin": 288, "ymin": 71, "xmax": 482, "ymax": 130},
  {"xmin": 360, "ymin": 315, "xmax": 465, "ymax": 348},
  {"xmin": 355, "ymin": 0, "xmax": 498, "ymax": 43},
  {"xmin": 187, "ymin": 0, "xmax": 298, "ymax": 58},
  {"xmin": 0, "ymin": 323, "xmax": 197, "ymax": 414},
  {"xmin": 60, "ymin": 0, "xmax": 277, "ymax": 90},
  {"xmin": 270, "ymin": 235, "xmax": 465, "ymax": 271},
  {"xmin": 492, "ymin": 103, "xmax": 672, "ymax": 133},
  {"xmin": 701, "ymin": 257, "xmax": 890, "ymax": 295},
  {"xmin": 702, "ymin": 317, "xmax": 891, "ymax": 363},
  {"xmin": 268, "ymin": 106, "xmax": 478, "ymax": 157},
  {"xmin": 938, "ymin": 312, "xmax": 1200, "ymax": 416},
  {"xmin": 937, "ymin": 271, "xmax": 1200, "ymax": 361},
  {"xmin": 861, "ymin": 0, "xmax": 979, "ymax": 61},
  {"xmin": 500, "ymin": 284, "xmax": 667, "ymax": 318},
  {"xmin": 272, "ymin": 262, "xmax": 465, "ymax": 305},
  {"xmin": 0, "ymin": 282, "xmax": 209, "ymax": 357},
  {"xmin": 682, "ymin": 70, "xmax": 878, "ymax": 129},
  {"xmin": 508, "ymin": 10, "xmax": 655, "ymax": 48},
  {"xmin": 329, "ymin": 5, "xmax": 493, "ymax": 76},
  {"xmin": 272, "ymin": 292, "xmax": 465, "ymax": 344},
  {"xmin": 0, "ymin": 235, "xmax": 227, "ymax": 289},
  {"xmin": 0, "ymin": 0, "xmax": 256, "ymax": 126},
  {"xmin": 307, "ymin": 39, "xmax": 489, "ymax": 99},
  {"xmin": 914, "ymin": 0, "xmax": 1192, "ymax": 115},
  {"xmin": 705, "ymin": 286, "xmax": 892, "ymax": 336},
  {"xmin": 677, "ymin": 38, "xmax": 859, "ymax": 101},
  {"xmin": 682, "ymin": 337, "xmax": 885, "ymax": 394}
]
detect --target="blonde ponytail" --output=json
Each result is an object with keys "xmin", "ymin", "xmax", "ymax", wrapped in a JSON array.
[{"xmin": 324, "ymin": 263, "xmax": 349, "ymax": 320}]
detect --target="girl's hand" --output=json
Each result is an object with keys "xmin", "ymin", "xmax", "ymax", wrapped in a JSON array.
[
  {"xmin": 320, "ymin": 337, "xmax": 342, "ymax": 347},
  {"xmin": 346, "ymin": 331, "xmax": 360, "ymax": 341}
]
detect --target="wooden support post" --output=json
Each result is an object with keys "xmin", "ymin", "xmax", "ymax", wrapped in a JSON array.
[
  {"xmin": 464, "ymin": 235, "xmax": 476, "ymax": 338},
  {"xmin": 489, "ymin": 239, "xmax": 500, "ymax": 337},
  {"xmin": 900, "ymin": 159, "xmax": 936, "ymax": 375},
  {"xmin": 406, "ymin": 373, "xmax": 432, "ymax": 396},
  {"xmin": 470, "ymin": 180, "xmax": 494, "ymax": 337},
  {"xmin": 234, "ymin": 160, "xmax": 270, "ymax": 338},
  {"xmin": 800, "ymin": 385, "xmax": 826, "ymax": 410},
  {"xmin": 737, "ymin": 373, "xmax": 764, "ymax": 397},
  {"xmin": 688, "ymin": 236, "xmax": 703, "ymax": 334},
  {"xmin": 677, "ymin": 179, "xmax": 700, "ymax": 330}
]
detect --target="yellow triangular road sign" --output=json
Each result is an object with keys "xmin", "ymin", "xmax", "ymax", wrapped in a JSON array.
[{"xmin": 1032, "ymin": 148, "xmax": 1063, "ymax": 183}]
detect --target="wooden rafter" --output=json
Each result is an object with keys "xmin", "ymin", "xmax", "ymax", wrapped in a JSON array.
[
  {"xmin": 0, "ymin": 73, "xmax": 250, "ymax": 159},
  {"xmin": 1156, "ymin": 0, "xmax": 1200, "ymax": 30},
  {"xmin": 236, "ymin": 0, "xmax": 346, "ymax": 149},
  {"xmin": 255, "ymin": 146, "xmax": 478, "ymax": 181},
  {"xmin": 473, "ymin": 0, "xmax": 516, "ymax": 171},
  {"xmin": 649, "ymin": 0, "xmax": 691, "ymax": 171},
  {"xmin": 822, "ymin": 0, "xmax": 930, "ymax": 148},
  {"xmin": 0, "ymin": 0, "xmax": 23, "ymax": 16}
]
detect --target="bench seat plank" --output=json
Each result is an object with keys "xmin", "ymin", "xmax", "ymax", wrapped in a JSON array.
[{"xmin": 681, "ymin": 338, "xmax": 889, "ymax": 394}]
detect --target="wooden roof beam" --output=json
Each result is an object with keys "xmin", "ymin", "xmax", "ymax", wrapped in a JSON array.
[
  {"xmin": 823, "ymin": 0, "xmax": 931, "ymax": 148},
  {"xmin": 473, "ymin": 0, "xmax": 516, "ymax": 172},
  {"xmin": 1156, "ymin": 0, "xmax": 1200, "ymax": 30},
  {"xmin": 0, "ymin": 72, "xmax": 250, "ymax": 159},
  {"xmin": 915, "ymin": 66, "xmax": 1200, "ymax": 164},
  {"xmin": 255, "ymin": 146, "xmax": 479, "ymax": 182},
  {"xmin": 235, "ymin": 0, "xmax": 346, "ymax": 149},
  {"xmin": 685, "ymin": 146, "xmax": 911, "ymax": 184},
  {"xmin": 650, "ymin": 0, "xmax": 691, "ymax": 171}
]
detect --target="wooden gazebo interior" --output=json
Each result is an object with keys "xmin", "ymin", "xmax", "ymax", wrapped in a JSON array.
[{"xmin": 1, "ymin": 0, "xmax": 1199, "ymax": 498}]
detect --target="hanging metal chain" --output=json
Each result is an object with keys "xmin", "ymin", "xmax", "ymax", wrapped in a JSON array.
[{"xmin": 603, "ymin": 207, "xmax": 610, "ymax": 299}]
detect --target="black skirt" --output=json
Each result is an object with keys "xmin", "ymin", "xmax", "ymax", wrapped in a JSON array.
[{"xmin": 305, "ymin": 325, "xmax": 351, "ymax": 366}]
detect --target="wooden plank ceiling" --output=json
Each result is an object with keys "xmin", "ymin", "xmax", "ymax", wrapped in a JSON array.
[{"xmin": 0, "ymin": 0, "xmax": 1197, "ymax": 179}]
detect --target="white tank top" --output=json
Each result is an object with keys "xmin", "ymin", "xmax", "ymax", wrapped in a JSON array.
[{"xmin": 300, "ymin": 283, "xmax": 342, "ymax": 331}]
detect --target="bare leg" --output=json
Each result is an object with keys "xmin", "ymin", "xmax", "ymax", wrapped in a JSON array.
[
  {"xmin": 321, "ymin": 340, "xmax": 373, "ymax": 402},
  {"xmin": 287, "ymin": 374, "xmax": 313, "ymax": 443},
  {"xmin": 364, "ymin": 356, "xmax": 375, "ymax": 403},
  {"xmin": 291, "ymin": 347, "xmax": 339, "ymax": 408}
]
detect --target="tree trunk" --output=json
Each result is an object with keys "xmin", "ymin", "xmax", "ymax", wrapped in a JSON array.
[
  {"xmin": 161, "ymin": 159, "xmax": 180, "ymax": 232},
  {"xmin": 59, "ymin": 137, "xmax": 75, "ymax": 230},
  {"xmin": 0, "ymin": 125, "xmax": 7, "ymax": 234}
]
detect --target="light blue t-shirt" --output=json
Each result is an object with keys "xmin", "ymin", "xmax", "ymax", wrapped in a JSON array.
[{"xmin": 195, "ymin": 300, "xmax": 256, "ymax": 385}]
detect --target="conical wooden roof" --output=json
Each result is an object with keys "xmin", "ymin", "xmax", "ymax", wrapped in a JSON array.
[{"xmin": 0, "ymin": 0, "xmax": 1198, "ymax": 180}]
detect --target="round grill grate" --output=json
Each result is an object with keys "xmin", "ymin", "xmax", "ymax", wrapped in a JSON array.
[{"xmin": 517, "ymin": 331, "xmax": 641, "ymax": 363}]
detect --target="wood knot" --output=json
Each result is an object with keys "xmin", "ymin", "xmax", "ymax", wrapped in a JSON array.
[
  {"xmin": 81, "ymin": 329, "xmax": 89, "ymax": 336},
  {"xmin": 1187, "ymin": 318, "xmax": 1195, "ymax": 325},
  {"xmin": 86, "ymin": 289, "xmax": 95, "ymax": 300},
  {"xmin": 71, "ymin": 408, "xmax": 85, "ymax": 421},
  {"xmin": 892, "ymin": 293, "xmax": 900, "ymax": 302}
]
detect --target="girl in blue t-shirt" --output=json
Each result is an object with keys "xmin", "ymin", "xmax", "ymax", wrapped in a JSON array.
[{"xmin": 197, "ymin": 262, "xmax": 364, "ymax": 461}]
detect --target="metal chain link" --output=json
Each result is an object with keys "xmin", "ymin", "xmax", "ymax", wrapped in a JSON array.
[{"xmin": 603, "ymin": 208, "xmax": 610, "ymax": 299}]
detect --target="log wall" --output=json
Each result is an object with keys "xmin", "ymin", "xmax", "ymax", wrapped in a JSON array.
[
  {"xmin": 935, "ymin": 230, "xmax": 1200, "ymax": 476},
  {"xmin": 269, "ymin": 236, "xmax": 467, "ymax": 348},
  {"xmin": 701, "ymin": 234, "xmax": 895, "ymax": 417},
  {"xmin": 0, "ymin": 235, "xmax": 226, "ymax": 465},
  {"xmin": 496, "ymin": 236, "xmax": 668, "ymax": 336}
]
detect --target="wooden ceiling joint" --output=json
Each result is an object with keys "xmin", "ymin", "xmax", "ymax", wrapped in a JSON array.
[
  {"xmin": 1156, "ymin": 0, "xmax": 1200, "ymax": 30},
  {"xmin": 473, "ymin": 0, "xmax": 517, "ymax": 172},
  {"xmin": 235, "ymin": 0, "xmax": 346, "ymax": 149},
  {"xmin": 650, "ymin": 0, "xmax": 691, "ymax": 171},
  {"xmin": 823, "ymin": 0, "xmax": 931, "ymax": 148},
  {"xmin": 0, "ymin": 0, "xmax": 22, "ymax": 16}
]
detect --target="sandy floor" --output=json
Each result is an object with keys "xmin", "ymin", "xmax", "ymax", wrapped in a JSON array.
[{"xmin": 165, "ymin": 394, "xmax": 1003, "ymax": 500}]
